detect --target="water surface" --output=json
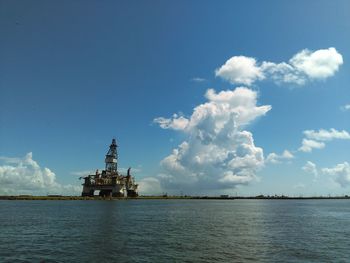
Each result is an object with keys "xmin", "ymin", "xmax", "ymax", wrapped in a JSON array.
[{"xmin": 1, "ymin": 199, "xmax": 350, "ymax": 262}]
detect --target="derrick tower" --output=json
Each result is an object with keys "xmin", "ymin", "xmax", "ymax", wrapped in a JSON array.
[{"xmin": 105, "ymin": 138, "xmax": 118, "ymax": 173}]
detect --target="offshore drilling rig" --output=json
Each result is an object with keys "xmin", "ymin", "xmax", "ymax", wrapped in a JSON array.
[{"xmin": 81, "ymin": 139, "xmax": 138, "ymax": 197}]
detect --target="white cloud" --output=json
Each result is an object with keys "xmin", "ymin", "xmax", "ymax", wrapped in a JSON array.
[
  {"xmin": 191, "ymin": 77, "xmax": 206, "ymax": 82},
  {"xmin": 299, "ymin": 128, "xmax": 350, "ymax": 152},
  {"xmin": 303, "ymin": 128, "xmax": 350, "ymax": 141},
  {"xmin": 155, "ymin": 88, "xmax": 271, "ymax": 133},
  {"xmin": 342, "ymin": 105, "xmax": 350, "ymax": 111},
  {"xmin": 138, "ymin": 177, "xmax": 162, "ymax": 195},
  {"xmin": 153, "ymin": 114, "xmax": 189, "ymax": 130},
  {"xmin": 322, "ymin": 162, "xmax": 350, "ymax": 187},
  {"xmin": 216, "ymin": 47, "xmax": 343, "ymax": 86},
  {"xmin": 302, "ymin": 161, "xmax": 318, "ymax": 178},
  {"xmin": 215, "ymin": 56, "xmax": 264, "ymax": 85},
  {"xmin": 289, "ymin": 48, "xmax": 343, "ymax": 79},
  {"xmin": 153, "ymin": 87, "xmax": 271, "ymax": 193},
  {"xmin": 0, "ymin": 153, "xmax": 80, "ymax": 195},
  {"xmin": 266, "ymin": 150, "xmax": 294, "ymax": 164},
  {"xmin": 201, "ymin": 88, "xmax": 271, "ymax": 127},
  {"xmin": 261, "ymin": 61, "xmax": 307, "ymax": 85},
  {"xmin": 299, "ymin": 139, "xmax": 325, "ymax": 152}
]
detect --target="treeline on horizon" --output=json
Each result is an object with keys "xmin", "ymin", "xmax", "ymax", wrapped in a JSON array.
[{"xmin": 0, "ymin": 194, "xmax": 350, "ymax": 200}]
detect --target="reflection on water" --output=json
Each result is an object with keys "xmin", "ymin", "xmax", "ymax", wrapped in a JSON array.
[{"xmin": 1, "ymin": 200, "xmax": 350, "ymax": 262}]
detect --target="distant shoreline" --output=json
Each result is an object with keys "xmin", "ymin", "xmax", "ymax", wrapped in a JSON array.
[{"xmin": 0, "ymin": 195, "xmax": 350, "ymax": 200}]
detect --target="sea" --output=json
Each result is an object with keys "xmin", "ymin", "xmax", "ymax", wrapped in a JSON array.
[{"xmin": 1, "ymin": 199, "xmax": 350, "ymax": 262}]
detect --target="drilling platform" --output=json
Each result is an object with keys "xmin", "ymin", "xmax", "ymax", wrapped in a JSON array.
[{"xmin": 81, "ymin": 139, "xmax": 138, "ymax": 197}]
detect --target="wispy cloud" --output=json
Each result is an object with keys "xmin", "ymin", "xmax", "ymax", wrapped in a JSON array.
[{"xmin": 191, "ymin": 77, "xmax": 207, "ymax": 82}]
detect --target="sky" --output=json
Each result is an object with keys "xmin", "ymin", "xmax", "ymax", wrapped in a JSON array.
[{"xmin": 0, "ymin": 0, "xmax": 349, "ymax": 196}]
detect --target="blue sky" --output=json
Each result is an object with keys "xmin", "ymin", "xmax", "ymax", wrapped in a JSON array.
[{"xmin": 0, "ymin": 0, "xmax": 349, "ymax": 196}]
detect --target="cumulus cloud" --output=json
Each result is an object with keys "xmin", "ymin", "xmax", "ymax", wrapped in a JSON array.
[
  {"xmin": 216, "ymin": 47, "xmax": 343, "ymax": 86},
  {"xmin": 302, "ymin": 161, "xmax": 318, "ymax": 178},
  {"xmin": 322, "ymin": 162, "xmax": 350, "ymax": 187},
  {"xmin": 299, "ymin": 128, "xmax": 350, "ymax": 152},
  {"xmin": 138, "ymin": 177, "xmax": 162, "ymax": 195},
  {"xmin": 266, "ymin": 150, "xmax": 294, "ymax": 164},
  {"xmin": 215, "ymin": 56, "xmax": 265, "ymax": 85},
  {"xmin": 303, "ymin": 128, "xmax": 350, "ymax": 141},
  {"xmin": 289, "ymin": 48, "xmax": 343, "ymax": 79},
  {"xmin": 153, "ymin": 87, "xmax": 271, "ymax": 193},
  {"xmin": 299, "ymin": 139, "xmax": 325, "ymax": 152},
  {"xmin": 0, "ymin": 153, "xmax": 80, "ymax": 195}
]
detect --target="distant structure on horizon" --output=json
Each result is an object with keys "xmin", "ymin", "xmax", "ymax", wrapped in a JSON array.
[{"xmin": 80, "ymin": 139, "xmax": 138, "ymax": 197}]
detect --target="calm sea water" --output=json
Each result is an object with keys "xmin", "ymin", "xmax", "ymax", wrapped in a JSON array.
[{"xmin": 1, "ymin": 199, "xmax": 350, "ymax": 262}]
